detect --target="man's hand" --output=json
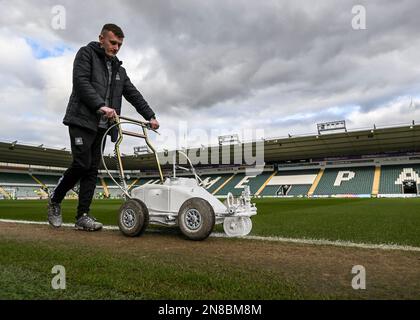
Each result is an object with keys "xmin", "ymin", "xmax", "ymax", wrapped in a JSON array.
[
  {"xmin": 99, "ymin": 106, "xmax": 116, "ymax": 119},
  {"xmin": 149, "ymin": 118, "xmax": 160, "ymax": 130}
]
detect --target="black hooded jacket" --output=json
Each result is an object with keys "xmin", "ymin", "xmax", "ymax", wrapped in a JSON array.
[{"xmin": 63, "ymin": 41, "xmax": 155, "ymax": 140}]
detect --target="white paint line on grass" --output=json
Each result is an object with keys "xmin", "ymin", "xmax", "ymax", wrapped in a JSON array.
[
  {"xmin": 211, "ymin": 233, "xmax": 420, "ymax": 252},
  {"xmin": 1, "ymin": 218, "xmax": 420, "ymax": 253}
]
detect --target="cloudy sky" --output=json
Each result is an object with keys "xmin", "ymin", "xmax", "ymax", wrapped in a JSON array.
[{"xmin": 1, "ymin": 0, "xmax": 420, "ymax": 154}]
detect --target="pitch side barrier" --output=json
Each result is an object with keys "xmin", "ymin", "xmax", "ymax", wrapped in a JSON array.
[{"xmin": 377, "ymin": 194, "xmax": 420, "ymax": 198}]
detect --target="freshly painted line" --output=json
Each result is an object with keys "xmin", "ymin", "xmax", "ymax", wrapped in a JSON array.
[
  {"xmin": 1, "ymin": 218, "xmax": 420, "ymax": 252},
  {"xmin": 211, "ymin": 233, "xmax": 420, "ymax": 252}
]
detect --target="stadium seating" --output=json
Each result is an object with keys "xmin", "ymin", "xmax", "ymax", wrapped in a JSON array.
[
  {"xmin": 94, "ymin": 175, "xmax": 141, "ymax": 198},
  {"xmin": 212, "ymin": 172, "xmax": 273, "ymax": 196},
  {"xmin": 260, "ymin": 169, "xmax": 319, "ymax": 196},
  {"xmin": 3, "ymin": 162, "xmax": 420, "ymax": 199},
  {"xmin": 0, "ymin": 172, "xmax": 43, "ymax": 199},
  {"xmin": 0, "ymin": 172, "xmax": 35, "ymax": 184},
  {"xmin": 15, "ymin": 186, "xmax": 42, "ymax": 198},
  {"xmin": 31, "ymin": 174, "xmax": 62, "ymax": 186},
  {"xmin": 287, "ymin": 184, "xmax": 312, "ymax": 196},
  {"xmin": 115, "ymin": 172, "xmax": 273, "ymax": 197},
  {"xmin": 105, "ymin": 187, "xmax": 125, "ymax": 198},
  {"xmin": 379, "ymin": 165, "xmax": 420, "ymax": 195},
  {"xmin": 313, "ymin": 166, "xmax": 375, "ymax": 196},
  {"xmin": 199, "ymin": 174, "xmax": 234, "ymax": 195}
]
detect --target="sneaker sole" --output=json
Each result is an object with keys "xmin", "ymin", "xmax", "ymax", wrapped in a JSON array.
[
  {"xmin": 74, "ymin": 225, "xmax": 103, "ymax": 232},
  {"xmin": 48, "ymin": 219, "xmax": 62, "ymax": 228}
]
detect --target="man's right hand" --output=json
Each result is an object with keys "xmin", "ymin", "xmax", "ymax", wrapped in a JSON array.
[{"xmin": 99, "ymin": 106, "xmax": 116, "ymax": 119}]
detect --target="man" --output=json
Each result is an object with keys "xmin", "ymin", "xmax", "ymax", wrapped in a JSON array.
[{"xmin": 48, "ymin": 24, "xmax": 159, "ymax": 231}]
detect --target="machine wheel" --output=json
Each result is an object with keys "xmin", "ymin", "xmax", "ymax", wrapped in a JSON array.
[
  {"xmin": 242, "ymin": 217, "xmax": 253, "ymax": 236},
  {"xmin": 118, "ymin": 199, "xmax": 149, "ymax": 237},
  {"xmin": 178, "ymin": 198, "xmax": 215, "ymax": 241},
  {"xmin": 223, "ymin": 216, "xmax": 252, "ymax": 237}
]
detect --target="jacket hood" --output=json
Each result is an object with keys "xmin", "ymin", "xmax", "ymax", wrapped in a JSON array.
[
  {"xmin": 88, "ymin": 41, "xmax": 106, "ymax": 56},
  {"xmin": 88, "ymin": 41, "xmax": 121, "ymax": 64}
]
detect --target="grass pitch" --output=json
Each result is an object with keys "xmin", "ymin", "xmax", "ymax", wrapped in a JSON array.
[
  {"xmin": 1, "ymin": 197, "xmax": 420, "ymax": 300},
  {"xmin": 1, "ymin": 221, "xmax": 419, "ymax": 300},
  {"xmin": 0, "ymin": 236, "xmax": 300, "ymax": 299},
  {"xmin": 0, "ymin": 197, "xmax": 419, "ymax": 246}
]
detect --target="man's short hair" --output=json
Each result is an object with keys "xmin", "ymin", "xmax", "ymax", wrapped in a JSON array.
[{"xmin": 101, "ymin": 24, "xmax": 125, "ymax": 38}]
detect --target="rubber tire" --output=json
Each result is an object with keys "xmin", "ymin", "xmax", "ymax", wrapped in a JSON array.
[
  {"xmin": 178, "ymin": 198, "xmax": 215, "ymax": 241},
  {"xmin": 118, "ymin": 199, "xmax": 149, "ymax": 237}
]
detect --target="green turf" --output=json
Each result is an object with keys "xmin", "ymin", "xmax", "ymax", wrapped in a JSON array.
[
  {"xmin": 0, "ymin": 199, "xmax": 123, "ymax": 226},
  {"xmin": 250, "ymin": 198, "xmax": 420, "ymax": 247},
  {"xmin": 1, "ymin": 198, "xmax": 420, "ymax": 300},
  {"xmin": 0, "ymin": 239, "xmax": 303, "ymax": 299},
  {"xmin": 0, "ymin": 198, "xmax": 420, "ymax": 246}
]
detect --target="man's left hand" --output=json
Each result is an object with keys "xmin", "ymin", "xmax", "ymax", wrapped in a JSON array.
[{"xmin": 149, "ymin": 118, "xmax": 160, "ymax": 130}]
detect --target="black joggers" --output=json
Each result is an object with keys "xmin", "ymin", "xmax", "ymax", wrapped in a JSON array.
[{"xmin": 51, "ymin": 125, "xmax": 107, "ymax": 219}]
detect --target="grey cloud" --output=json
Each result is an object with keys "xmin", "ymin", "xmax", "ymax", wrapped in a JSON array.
[
  {"xmin": 1, "ymin": 0, "xmax": 420, "ymax": 149},
  {"xmin": 4, "ymin": 0, "xmax": 420, "ymax": 110}
]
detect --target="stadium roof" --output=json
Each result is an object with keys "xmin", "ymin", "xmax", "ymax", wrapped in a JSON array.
[{"xmin": 1, "ymin": 122, "xmax": 420, "ymax": 171}]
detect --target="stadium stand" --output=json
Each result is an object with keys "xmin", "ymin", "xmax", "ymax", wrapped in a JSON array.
[
  {"xmin": 0, "ymin": 172, "xmax": 44, "ymax": 199},
  {"xmin": 32, "ymin": 174, "xmax": 62, "ymax": 186},
  {"xmin": 199, "ymin": 174, "xmax": 234, "ymax": 195},
  {"xmin": 2, "ymin": 121, "xmax": 420, "ymax": 199},
  {"xmin": 313, "ymin": 166, "xmax": 375, "ymax": 196},
  {"xmin": 15, "ymin": 186, "xmax": 41, "ymax": 198},
  {"xmin": 212, "ymin": 171, "xmax": 273, "ymax": 196},
  {"xmin": 379, "ymin": 164, "xmax": 420, "ymax": 195},
  {"xmin": 4, "ymin": 163, "xmax": 420, "ymax": 199},
  {"xmin": 0, "ymin": 172, "xmax": 35, "ymax": 184},
  {"xmin": 288, "ymin": 184, "xmax": 313, "ymax": 196},
  {"xmin": 259, "ymin": 169, "xmax": 319, "ymax": 196},
  {"xmin": 4, "ymin": 160, "xmax": 420, "ymax": 199},
  {"xmin": 106, "ymin": 187, "xmax": 124, "ymax": 198}
]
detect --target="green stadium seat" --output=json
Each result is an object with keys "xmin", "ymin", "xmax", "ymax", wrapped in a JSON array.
[
  {"xmin": 0, "ymin": 172, "xmax": 36, "ymax": 184},
  {"xmin": 31, "ymin": 174, "xmax": 62, "ymax": 186},
  {"xmin": 313, "ymin": 167, "xmax": 375, "ymax": 196},
  {"xmin": 199, "ymin": 173, "xmax": 234, "ymax": 195},
  {"xmin": 213, "ymin": 172, "xmax": 273, "ymax": 196},
  {"xmin": 379, "ymin": 165, "xmax": 420, "ymax": 195},
  {"xmin": 260, "ymin": 169, "xmax": 319, "ymax": 196}
]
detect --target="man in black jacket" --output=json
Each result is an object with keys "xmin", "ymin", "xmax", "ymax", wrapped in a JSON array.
[{"xmin": 48, "ymin": 24, "xmax": 159, "ymax": 231}]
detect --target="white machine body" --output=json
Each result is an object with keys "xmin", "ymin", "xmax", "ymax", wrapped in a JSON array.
[
  {"xmin": 131, "ymin": 177, "xmax": 257, "ymax": 236},
  {"xmin": 101, "ymin": 117, "xmax": 258, "ymax": 238}
]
